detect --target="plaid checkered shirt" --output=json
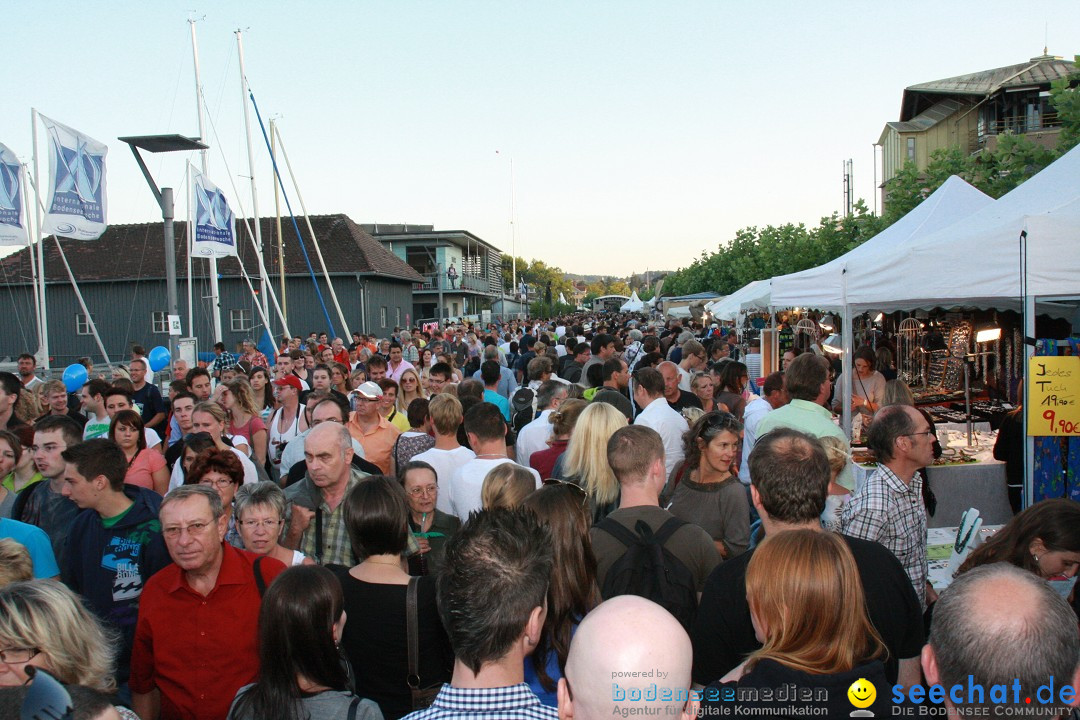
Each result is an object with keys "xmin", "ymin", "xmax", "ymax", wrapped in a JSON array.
[
  {"xmin": 840, "ymin": 464, "xmax": 928, "ymax": 608},
  {"xmin": 402, "ymin": 683, "xmax": 558, "ymax": 720},
  {"xmin": 212, "ymin": 350, "xmax": 239, "ymax": 375}
]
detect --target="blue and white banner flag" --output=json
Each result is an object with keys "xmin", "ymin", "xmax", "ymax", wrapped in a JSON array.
[
  {"xmin": 39, "ymin": 115, "xmax": 108, "ymax": 240},
  {"xmin": 190, "ymin": 165, "xmax": 237, "ymax": 257},
  {"xmin": 0, "ymin": 141, "xmax": 28, "ymax": 246}
]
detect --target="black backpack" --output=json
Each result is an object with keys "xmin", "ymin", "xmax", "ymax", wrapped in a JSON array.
[
  {"xmin": 510, "ymin": 387, "xmax": 537, "ymax": 434},
  {"xmin": 595, "ymin": 516, "xmax": 698, "ymax": 631}
]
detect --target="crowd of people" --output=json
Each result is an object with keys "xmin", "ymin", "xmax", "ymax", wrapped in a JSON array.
[{"xmin": 0, "ymin": 315, "xmax": 1078, "ymax": 720}]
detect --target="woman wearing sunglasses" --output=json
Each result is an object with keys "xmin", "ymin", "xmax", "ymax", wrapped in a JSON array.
[{"xmin": 668, "ymin": 412, "xmax": 750, "ymax": 560}]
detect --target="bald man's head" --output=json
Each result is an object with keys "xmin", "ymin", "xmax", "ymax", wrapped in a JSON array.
[
  {"xmin": 925, "ymin": 563, "xmax": 1080, "ymax": 714},
  {"xmin": 558, "ymin": 596, "xmax": 696, "ymax": 720}
]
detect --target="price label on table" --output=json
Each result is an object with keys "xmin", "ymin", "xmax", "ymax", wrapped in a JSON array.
[{"xmin": 1027, "ymin": 356, "xmax": 1080, "ymax": 436}]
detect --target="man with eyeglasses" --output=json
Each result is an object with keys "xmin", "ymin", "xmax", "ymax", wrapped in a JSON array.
[
  {"xmin": 131, "ymin": 485, "xmax": 285, "ymax": 720},
  {"xmin": 346, "ymin": 381, "xmax": 400, "ymax": 475},
  {"xmin": 60, "ymin": 439, "xmax": 170, "ymax": 692},
  {"xmin": 841, "ymin": 404, "xmax": 935, "ymax": 609},
  {"xmin": 675, "ymin": 339, "xmax": 706, "ymax": 392}
]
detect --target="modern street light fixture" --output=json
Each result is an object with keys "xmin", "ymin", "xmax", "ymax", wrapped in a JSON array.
[{"xmin": 118, "ymin": 134, "xmax": 208, "ymax": 362}]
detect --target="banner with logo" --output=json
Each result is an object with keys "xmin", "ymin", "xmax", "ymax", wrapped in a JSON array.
[
  {"xmin": 39, "ymin": 115, "xmax": 108, "ymax": 240},
  {"xmin": 190, "ymin": 165, "xmax": 237, "ymax": 257},
  {"xmin": 0, "ymin": 141, "xmax": 27, "ymax": 246}
]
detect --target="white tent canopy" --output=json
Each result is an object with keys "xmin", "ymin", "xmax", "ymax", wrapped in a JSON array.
[
  {"xmin": 846, "ymin": 143, "xmax": 1080, "ymax": 311},
  {"xmin": 706, "ymin": 280, "xmax": 769, "ymax": 321},
  {"xmin": 770, "ymin": 176, "xmax": 993, "ymax": 310},
  {"xmin": 620, "ymin": 291, "xmax": 645, "ymax": 312}
]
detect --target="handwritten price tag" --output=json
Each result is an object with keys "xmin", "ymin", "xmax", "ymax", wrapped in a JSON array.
[{"xmin": 1027, "ymin": 356, "xmax": 1080, "ymax": 436}]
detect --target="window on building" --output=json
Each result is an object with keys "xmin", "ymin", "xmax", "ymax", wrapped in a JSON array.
[
  {"xmin": 452, "ymin": 302, "xmax": 459, "ymax": 316},
  {"xmin": 151, "ymin": 311, "xmax": 168, "ymax": 334},
  {"xmin": 230, "ymin": 308, "xmax": 253, "ymax": 333},
  {"xmin": 380, "ymin": 306, "xmax": 387, "ymax": 327},
  {"xmin": 395, "ymin": 307, "xmax": 401, "ymax": 326},
  {"xmin": 75, "ymin": 314, "xmax": 91, "ymax": 336},
  {"xmin": 906, "ymin": 137, "xmax": 916, "ymax": 163}
]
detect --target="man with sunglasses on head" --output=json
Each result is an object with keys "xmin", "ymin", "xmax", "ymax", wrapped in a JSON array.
[
  {"xmin": 841, "ymin": 404, "xmax": 936, "ymax": 609},
  {"xmin": 131, "ymin": 485, "xmax": 286, "ymax": 720}
]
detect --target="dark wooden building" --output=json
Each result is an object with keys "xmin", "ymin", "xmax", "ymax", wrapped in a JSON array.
[{"xmin": 0, "ymin": 214, "xmax": 423, "ymax": 365}]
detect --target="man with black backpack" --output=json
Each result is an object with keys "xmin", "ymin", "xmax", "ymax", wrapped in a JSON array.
[{"xmin": 589, "ymin": 425, "xmax": 720, "ymax": 631}]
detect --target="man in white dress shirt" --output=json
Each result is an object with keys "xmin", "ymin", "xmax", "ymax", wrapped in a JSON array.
[
  {"xmin": 631, "ymin": 367, "xmax": 689, "ymax": 479},
  {"xmin": 514, "ymin": 381, "xmax": 568, "ymax": 469}
]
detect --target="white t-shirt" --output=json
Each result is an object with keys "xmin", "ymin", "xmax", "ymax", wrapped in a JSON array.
[
  {"xmin": 448, "ymin": 458, "xmax": 540, "ymax": 520},
  {"xmin": 145, "ymin": 428, "xmax": 162, "ymax": 450},
  {"xmin": 676, "ymin": 365, "xmax": 693, "ymax": 392},
  {"xmin": 634, "ymin": 398, "xmax": 689, "ymax": 478},
  {"xmin": 739, "ymin": 396, "xmax": 773, "ymax": 485},
  {"xmin": 411, "ymin": 446, "xmax": 477, "ymax": 516},
  {"xmin": 167, "ymin": 445, "xmax": 258, "ymax": 491},
  {"xmin": 514, "ymin": 409, "xmax": 554, "ymax": 470}
]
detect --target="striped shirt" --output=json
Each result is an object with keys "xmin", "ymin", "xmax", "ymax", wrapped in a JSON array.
[
  {"xmin": 840, "ymin": 464, "xmax": 928, "ymax": 608},
  {"xmin": 403, "ymin": 683, "xmax": 558, "ymax": 720}
]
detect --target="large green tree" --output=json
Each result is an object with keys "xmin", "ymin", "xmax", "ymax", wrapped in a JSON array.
[{"xmin": 1050, "ymin": 54, "xmax": 1080, "ymax": 153}]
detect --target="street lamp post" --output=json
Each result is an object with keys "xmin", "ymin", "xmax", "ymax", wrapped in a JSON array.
[{"xmin": 119, "ymin": 134, "xmax": 208, "ymax": 363}]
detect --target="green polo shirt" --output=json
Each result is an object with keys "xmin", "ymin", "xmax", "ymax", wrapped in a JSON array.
[{"xmin": 755, "ymin": 399, "xmax": 856, "ymax": 490}]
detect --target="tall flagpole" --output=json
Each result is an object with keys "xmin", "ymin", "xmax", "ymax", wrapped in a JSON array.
[
  {"xmin": 236, "ymin": 30, "xmax": 271, "ymax": 336},
  {"xmin": 190, "ymin": 17, "xmax": 222, "ymax": 344},
  {"xmin": 30, "ymin": 108, "xmax": 50, "ymax": 371},
  {"xmin": 21, "ymin": 163, "xmax": 42, "ymax": 357}
]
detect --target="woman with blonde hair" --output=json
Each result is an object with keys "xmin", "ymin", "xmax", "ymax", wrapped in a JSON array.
[
  {"xmin": 705, "ymin": 529, "xmax": 888, "ymax": 717},
  {"xmin": 818, "ymin": 436, "xmax": 852, "ymax": 531},
  {"xmin": 15, "ymin": 389, "xmax": 41, "ymax": 424},
  {"xmin": 395, "ymin": 367, "xmax": 426, "ymax": 413},
  {"xmin": 481, "ymin": 463, "xmax": 537, "ymax": 510},
  {"xmin": 529, "ymin": 398, "xmax": 587, "ymax": 480},
  {"xmin": 0, "ymin": 539, "xmax": 33, "ymax": 587},
  {"xmin": 555, "ymin": 402, "xmax": 627, "ymax": 524},
  {"xmin": 691, "ymin": 372, "xmax": 717, "ymax": 414},
  {"xmin": 0, "ymin": 580, "xmax": 119, "ymax": 693},
  {"xmin": 223, "ymin": 378, "xmax": 268, "ymax": 468}
]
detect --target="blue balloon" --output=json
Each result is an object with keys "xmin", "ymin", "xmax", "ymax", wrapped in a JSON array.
[
  {"xmin": 147, "ymin": 346, "xmax": 171, "ymax": 373},
  {"xmin": 62, "ymin": 363, "xmax": 88, "ymax": 393}
]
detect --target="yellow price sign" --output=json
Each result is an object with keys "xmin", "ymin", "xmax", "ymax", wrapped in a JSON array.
[{"xmin": 1027, "ymin": 356, "xmax": 1080, "ymax": 436}]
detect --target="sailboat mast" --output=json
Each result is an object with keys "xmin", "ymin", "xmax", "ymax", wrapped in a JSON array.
[
  {"xmin": 271, "ymin": 118, "xmax": 286, "ymax": 322},
  {"xmin": 236, "ymin": 30, "xmax": 271, "ymax": 337},
  {"xmin": 190, "ymin": 18, "xmax": 223, "ymax": 344}
]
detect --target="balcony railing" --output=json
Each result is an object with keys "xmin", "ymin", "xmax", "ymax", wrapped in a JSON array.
[
  {"xmin": 414, "ymin": 272, "xmax": 495, "ymax": 293},
  {"xmin": 979, "ymin": 112, "xmax": 1060, "ymax": 137}
]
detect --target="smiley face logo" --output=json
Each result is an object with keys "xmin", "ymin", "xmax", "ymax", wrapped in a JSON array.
[{"xmin": 847, "ymin": 678, "xmax": 876, "ymax": 710}]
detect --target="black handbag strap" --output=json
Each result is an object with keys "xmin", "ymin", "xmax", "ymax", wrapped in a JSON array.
[
  {"xmin": 347, "ymin": 697, "xmax": 361, "ymax": 720},
  {"xmin": 253, "ymin": 556, "xmax": 266, "ymax": 597},
  {"xmin": 406, "ymin": 577, "xmax": 421, "ymax": 689},
  {"xmin": 314, "ymin": 506, "xmax": 323, "ymax": 565}
]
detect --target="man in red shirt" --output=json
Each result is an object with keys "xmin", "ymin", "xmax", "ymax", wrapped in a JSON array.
[{"xmin": 130, "ymin": 485, "xmax": 285, "ymax": 720}]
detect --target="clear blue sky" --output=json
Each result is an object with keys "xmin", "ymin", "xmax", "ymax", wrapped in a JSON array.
[{"xmin": 5, "ymin": 1, "xmax": 1079, "ymax": 276}]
